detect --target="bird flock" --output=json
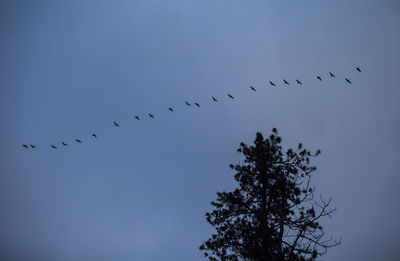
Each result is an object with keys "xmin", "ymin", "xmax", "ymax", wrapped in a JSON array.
[{"xmin": 21, "ymin": 67, "xmax": 362, "ymax": 151}]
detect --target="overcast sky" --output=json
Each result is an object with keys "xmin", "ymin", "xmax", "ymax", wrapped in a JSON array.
[{"xmin": 1, "ymin": 0, "xmax": 399, "ymax": 260}]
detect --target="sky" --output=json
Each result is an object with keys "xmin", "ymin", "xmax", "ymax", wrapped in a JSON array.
[{"xmin": 0, "ymin": 0, "xmax": 399, "ymax": 260}]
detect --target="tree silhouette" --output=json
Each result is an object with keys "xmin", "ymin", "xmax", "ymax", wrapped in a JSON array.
[{"xmin": 200, "ymin": 128, "xmax": 340, "ymax": 261}]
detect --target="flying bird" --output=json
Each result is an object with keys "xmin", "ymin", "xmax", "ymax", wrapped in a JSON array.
[
  {"xmin": 113, "ymin": 121, "xmax": 120, "ymax": 127},
  {"xmin": 22, "ymin": 144, "xmax": 28, "ymax": 149},
  {"xmin": 194, "ymin": 103, "xmax": 200, "ymax": 108},
  {"xmin": 134, "ymin": 116, "xmax": 140, "ymax": 120},
  {"xmin": 185, "ymin": 101, "xmax": 191, "ymax": 106},
  {"xmin": 92, "ymin": 134, "xmax": 97, "ymax": 138},
  {"xmin": 61, "ymin": 141, "xmax": 67, "ymax": 146},
  {"xmin": 250, "ymin": 86, "xmax": 256, "ymax": 91},
  {"xmin": 345, "ymin": 78, "xmax": 352, "ymax": 84},
  {"xmin": 317, "ymin": 76, "xmax": 322, "ymax": 81},
  {"xmin": 283, "ymin": 79, "xmax": 290, "ymax": 85},
  {"xmin": 356, "ymin": 67, "xmax": 361, "ymax": 73},
  {"xmin": 149, "ymin": 113, "xmax": 154, "ymax": 118},
  {"xmin": 227, "ymin": 94, "xmax": 235, "ymax": 99},
  {"xmin": 50, "ymin": 145, "xmax": 57, "ymax": 149},
  {"xmin": 211, "ymin": 96, "xmax": 218, "ymax": 102},
  {"xmin": 168, "ymin": 108, "xmax": 174, "ymax": 112},
  {"xmin": 296, "ymin": 79, "xmax": 302, "ymax": 85},
  {"xmin": 329, "ymin": 72, "xmax": 335, "ymax": 77},
  {"xmin": 75, "ymin": 139, "xmax": 82, "ymax": 143},
  {"xmin": 29, "ymin": 145, "xmax": 36, "ymax": 148},
  {"xmin": 269, "ymin": 81, "xmax": 276, "ymax": 86}
]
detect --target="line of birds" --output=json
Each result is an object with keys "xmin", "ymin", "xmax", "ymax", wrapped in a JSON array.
[
  {"xmin": 31, "ymin": 135, "xmax": 98, "ymax": 150},
  {"xmin": 21, "ymin": 67, "xmax": 362, "ymax": 151},
  {"xmin": 266, "ymin": 68, "xmax": 360, "ymax": 87}
]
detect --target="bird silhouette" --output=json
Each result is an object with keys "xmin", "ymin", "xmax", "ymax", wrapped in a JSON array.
[
  {"xmin": 227, "ymin": 94, "xmax": 235, "ymax": 99},
  {"xmin": 194, "ymin": 103, "xmax": 200, "ymax": 108},
  {"xmin": 356, "ymin": 67, "xmax": 361, "ymax": 73},
  {"xmin": 149, "ymin": 113, "xmax": 154, "ymax": 118},
  {"xmin": 50, "ymin": 145, "xmax": 57, "ymax": 149},
  {"xmin": 329, "ymin": 72, "xmax": 335, "ymax": 77},
  {"xmin": 250, "ymin": 86, "xmax": 256, "ymax": 91},
  {"xmin": 61, "ymin": 141, "xmax": 68, "ymax": 146},
  {"xmin": 75, "ymin": 139, "xmax": 82, "ymax": 143},
  {"xmin": 283, "ymin": 79, "xmax": 289, "ymax": 85},
  {"xmin": 92, "ymin": 134, "xmax": 97, "ymax": 138},
  {"xmin": 135, "ymin": 116, "xmax": 140, "ymax": 120},
  {"xmin": 22, "ymin": 144, "xmax": 28, "ymax": 149},
  {"xmin": 185, "ymin": 101, "xmax": 191, "ymax": 106},
  {"xmin": 168, "ymin": 108, "xmax": 174, "ymax": 112},
  {"xmin": 29, "ymin": 145, "xmax": 36, "ymax": 148},
  {"xmin": 212, "ymin": 96, "xmax": 218, "ymax": 102},
  {"xmin": 345, "ymin": 78, "xmax": 352, "ymax": 84},
  {"xmin": 113, "ymin": 121, "xmax": 120, "ymax": 127},
  {"xmin": 296, "ymin": 79, "xmax": 302, "ymax": 85},
  {"xmin": 317, "ymin": 76, "xmax": 322, "ymax": 81},
  {"xmin": 269, "ymin": 81, "xmax": 276, "ymax": 86}
]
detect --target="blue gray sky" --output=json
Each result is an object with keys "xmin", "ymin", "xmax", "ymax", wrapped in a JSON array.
[{"xmin": 1, "ymin": 0, "xmax": 399, "ymax": 260}]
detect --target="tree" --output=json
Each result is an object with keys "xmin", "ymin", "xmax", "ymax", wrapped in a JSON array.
[{"xmin": 200, "ymin": 128, "xmax": 340, "ymax": 261}]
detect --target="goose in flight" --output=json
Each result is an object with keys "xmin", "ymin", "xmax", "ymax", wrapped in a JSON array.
[
  {"xmin": 113, "ymin": 121, "xmax": 120, "ymax": 127},
  {"xmin": 212, "ymin": 96, "xmax": 218, "ymax": 102},
  {"xmin": 345, "ymin": 78, "xmax": 352, "ymax": 84},
  {"xmin": 296, "ymin": 79, "xmax": 302, "ymax": 85},
  {"xmin": 269, "ymin": 81, "xmax": 276, "ymax": 86},
  {"xmin": 50, "ymin": 145, "xmax": 57, "ymax": 149},
  {"xmin": 134, "ymin": 116, "xmax": 140, "ymax": 120},
  {"xmin": 185, "ymin": 101, "xmax": 191, "ymax": 106},
  {"xmin": 61, "ymin": 141, "xmax": 68, "ymax": 146},
  {"xmin": 22, "ymin": 144, "xmax": 28, "ymax": 149},
  {"xmin": 250, "ymin": 86, "xmax": 256, "ymax": 91},
  {"xmin": 317, "ymin": 76, "xmax": 322, "ymax": 81},
  {"xmin": 329, "ymin": 72, "xmax": 335, "ymax": 77},
  {"xmin": 29, "ymin": 145, "xmax": 36, "ymax": 148},
  {"xmin": 75, "ymin": 139, "xmax": 82, "ymax": 143},
  {"xmin": 283, "ymin": 79, "xmax": 290, "ymax": 85},
  {"xmin": 92, "ymin": 134, "xmax": 97, "ymax": 138},
  {"xmin": 356, "ymin": 67, "xmax": 361, "ymax": 73},
  {"xmin": 168, "ymin": 108, "xmax": 174, "ymax": 112},
  {"xmin": 149, "ymin": 113, "xmax": 154, "ymax": 118},
  {"xmin": 194, "ymin": 103, "xmax": 200, "ymax": 108},
  {"xmin": 227, "ymin": 94, "xmax": 235, "ymax": 99}
]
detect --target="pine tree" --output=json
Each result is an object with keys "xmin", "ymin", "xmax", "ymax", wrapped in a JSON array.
[{"xmin": 200, "ymin": 128, "xmax": 340, "ymax": 261}]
